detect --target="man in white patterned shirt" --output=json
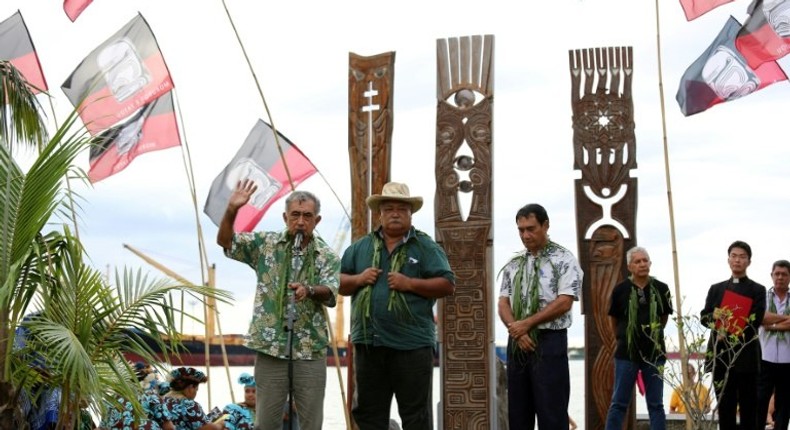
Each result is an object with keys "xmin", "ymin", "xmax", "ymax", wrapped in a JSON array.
[
  {"xmin": 497, "ymin": 203, "xmax": 583, "ymax": 430},
  {"xmin": 758, "ymin": 260, "xmax": 790, "ymax": 430}
]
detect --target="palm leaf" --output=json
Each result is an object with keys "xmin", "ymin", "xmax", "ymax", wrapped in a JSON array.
[
  {"xmin": 0, "ymin": 109, "xmax": 89, "ymax": 289},
  {"xmin": 19, "ymin": 231, "xmax": 233, "ymax": 427},
  {"xmin": 0, "ymin": 60, "xmax": 48, "ymax": 151}
]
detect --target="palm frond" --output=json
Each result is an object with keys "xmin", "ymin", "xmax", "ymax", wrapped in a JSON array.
[
  {"xmin": 0, "ymin": 60, "xmax": 48, "ymax": 151},
  {"xmin": 0, "ymin": 110, "xmax": 90, "ymax": 285}
]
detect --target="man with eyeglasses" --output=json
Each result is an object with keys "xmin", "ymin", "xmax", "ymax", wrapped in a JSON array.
[
  {"xmin": 701, "ymin": 240, "xmax": 766, "ymax": 430},
  {"xmin": 340, "ymin": 182, "xmax": 455, "ymax": 429},
  {"xmin": 217, "ymin": 179, "xmax": 340, "ymax": 430},
  {"xmin": 605, "ymin": 246, "xmax": 673, "ymax": 430}
]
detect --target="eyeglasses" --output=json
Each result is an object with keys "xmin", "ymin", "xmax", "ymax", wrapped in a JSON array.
[
  {"xmin": 637, "ymin": 288, "xmax": 647, "ymax": 305},
  {"xmin": 287, "ymin": 211, "xmax": 315, "ymax": 221}
]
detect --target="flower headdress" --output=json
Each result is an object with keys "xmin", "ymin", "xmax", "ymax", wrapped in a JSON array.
[
  {"xmin": 238, "ymin": 372, "xmax": 255, "ymax": 387},
  {"xmin": 168, "ymin": 367, "xmax": 207, "ymax": 385}
]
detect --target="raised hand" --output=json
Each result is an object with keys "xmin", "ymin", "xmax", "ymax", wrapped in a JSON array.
[{"xmin": 229, "ymin": 179, "xmax": 258, "ymax": 210}]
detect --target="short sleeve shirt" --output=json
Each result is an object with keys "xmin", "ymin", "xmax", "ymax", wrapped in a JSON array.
[
  {"xmin": 341, "ymin": 227, "xmax": 455, "ymax": 349},
  {"xmin": 760, "ymin": 288, "xmax": 790, "ymax": 363},
  {"xmin": 498, "ymin": 242, "xmax": 583, "ymax": 330},
  {"xmin": 608, "ymin": 278, "xmax": 673, "ymax": 362},
  {"xmin": 226, "ymin": 230, "xmax": 340, "ymax": 359}
]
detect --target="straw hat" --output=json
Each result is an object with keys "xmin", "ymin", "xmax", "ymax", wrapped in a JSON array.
[{"xmin": 366, "ymin": 182, "xmax": 423, "ymax": 213}]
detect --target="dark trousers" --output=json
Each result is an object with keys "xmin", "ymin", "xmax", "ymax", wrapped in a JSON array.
[
  {"xmin": 352, "ymin": 345, "xmax": 434, "ymax": 430},
  {"xmin": 713, "ymin": 365, "xmax": 759, "ymax": 430},
  {"xmin": 506, "ymin": 329, "xmax": 570, "ymax": 430},
  {"xmin": 758, "ymin": 360, "xmax": 790, "ymax": 430}
]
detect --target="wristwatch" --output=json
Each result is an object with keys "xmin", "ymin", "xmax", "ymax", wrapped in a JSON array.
[{"xmin": 307, "ymin": 285, "xmax": 315, "ymax": 298}]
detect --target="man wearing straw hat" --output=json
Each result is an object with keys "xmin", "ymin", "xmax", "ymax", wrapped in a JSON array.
[
  {"xmin": 218, "ymin": 179, "xmax": 340, "ymax": 430},
  {"xmin": 340, "ymin": 181, "xmax": 455, "ymax": 430}
]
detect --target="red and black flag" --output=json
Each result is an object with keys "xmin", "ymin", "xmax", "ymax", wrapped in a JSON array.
[
  {"xmin": 61, "ymin": 13, "xmax": 173, "ymax": 135},
  {"xmin": 735, "ymin": 0, "xmax": 790, "ymax": 69},
  {"xmin": 0, "ymin": 11, "xmax": 48, "ymax": 94},
  {"xmin": 203, "ymin": 120, "xmax": 318, "ymax": 233},
  {"xmin": 87, "ymin": 91, "xmax": 180, "ymax": 183},
  {"xmin": 676, "ymin": 16, "xmax": 787, "ymax": 116},
  {"xmin": 63, "ymin": 0, "xmax": 94, "ymax": 22},
  {"xmin": 679, "ymin": 0, "xmax": 734, "ymax": 20}
]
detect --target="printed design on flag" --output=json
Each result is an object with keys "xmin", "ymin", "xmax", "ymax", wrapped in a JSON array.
[
  {"xmin": 701, "ymin": 46, "xmax": 760, "ymax": 100},
  {"xmin": 203, "ymin": 120, "xmax": 318, "ymax": 232},
  {"xmin": 87, "ymin": 90, "xmax": 180, "ymax": 183},
  {"xmin": 224, "ymin": 159, "xmax": 283, "ymax": 209},
  {"xmin": 676, "ymin": 16, "xmax": 787, "ymax": 116},
  {"xmin": 764, "ymin": 0, "xmax": 790, "ymax": 37},
  {"xmin": 736, "ymin": 0, "xmax": 790, "ymax": 68},
  {"xmin": 61, "ymin": 13, "xmax": 173, "ymax": 135},
  {"xmin": 97, "ymin": 38, "xmax": 150, "ymax": 103}
]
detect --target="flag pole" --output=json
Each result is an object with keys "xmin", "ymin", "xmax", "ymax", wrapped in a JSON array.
[
  {"xmin": 172, "ymin": 90, "xmax": 238, "ymax": 407},
  {"xmin": 220, "ymin": 0, "xmax": 295, "ymax": 192},
  {"xmin": 220, "ymin": 3, "xmax": 351, "ymax": 428},
  {"xmin": 653, "ymin": 1, "xmax": 691, "ymax": 428}
]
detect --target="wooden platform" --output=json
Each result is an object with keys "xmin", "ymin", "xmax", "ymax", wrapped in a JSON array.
[{"xmin": 636, "ymin": 413, "xmax": 719, "ymax": 429}]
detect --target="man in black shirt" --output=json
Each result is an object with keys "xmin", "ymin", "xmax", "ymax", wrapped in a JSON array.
[{"xmin": 605, "ymin": 246, "xmax": 673, "ymax": 430}]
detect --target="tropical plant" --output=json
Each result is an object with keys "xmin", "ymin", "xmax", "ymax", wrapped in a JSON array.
[
  {"xmin": 18, "ymin": 230, "xmax": 231, "ymax": 428},
  {"xmin": 651, "ymin": 305, "xmax": 760, "ymax": 430},
  {"xmin": 0, "ymin": 60, "xmax": 232, "ymax": 428}
]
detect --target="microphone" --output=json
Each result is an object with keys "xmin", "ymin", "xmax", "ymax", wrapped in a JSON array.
[{"xmin": 293, "ymin": 230, "xmax": 304, "ymax": 250}]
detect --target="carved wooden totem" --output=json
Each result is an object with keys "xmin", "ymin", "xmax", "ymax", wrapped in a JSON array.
[
  {"xmin": 435, "ymin": 34, "xmax": 495, "ymax": 429},
  {"xmin": 347, "ymin": 51, "xmax": 396, "ymax": 421},
  {"xmin": 348, "ymin": 52, "xmax": 395, "ymax": 241},
  {"xmin": 569, "ymin": 47, "xmax": 638, "ymax": 430}
]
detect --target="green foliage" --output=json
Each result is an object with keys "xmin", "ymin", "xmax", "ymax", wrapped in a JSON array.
[
  {"xmin": 654, "ymin": 302, "xmax": 760, "ymax": 430},
  {"xmin": 0, "ymin": 60, "xmax": 233, "ymax": 428}
]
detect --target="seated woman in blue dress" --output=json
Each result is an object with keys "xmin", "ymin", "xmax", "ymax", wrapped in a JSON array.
[
  {"xmin": 161, "ymin": 367, "xmax": 220, "ymax": 430},
  {"xmin": 212, "ymin": 373, "xmax": 255, "ymax": 429},
  {"xmin": 100, "ymin": 362, "xmax": 174, "ymax": 430}
]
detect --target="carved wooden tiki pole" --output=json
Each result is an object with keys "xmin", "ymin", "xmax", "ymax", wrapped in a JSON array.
[
  {"xmin": 569, "ymin": 47, "xmax": 638, "ymax": 430},
  {"xmin": 435, "ymin": 34, "xmax": 495, "ymax": 429},
  {"xmin": 348, "ymin": 52, "xmax": 395, "ymax": 241},
  {"xmin": 347, "ymin": 51, "xmax": 396, "ymax": 419}
]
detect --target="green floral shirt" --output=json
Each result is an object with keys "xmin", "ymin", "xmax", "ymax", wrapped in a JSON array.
[{"xmin": 227, "ymin": 229, "xmax": 340, "ymax": 359}]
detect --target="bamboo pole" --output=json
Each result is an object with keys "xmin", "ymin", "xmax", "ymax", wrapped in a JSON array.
[
  {"xmin": 220, "ymin": 0, "xmax": 295, "ymax": 191},
  {"xmin": 219, "ymin": 3, "xmax": 352, "ymax": 428},
  {"xmin": 653, "ymin": 1, "xmax": 691, "ymax": 429},
  {"xmin": 121, "ymin": 245, "xmax": 234, "ymax": 405}
]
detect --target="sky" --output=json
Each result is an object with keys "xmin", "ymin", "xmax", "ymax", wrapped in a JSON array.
[{"xmin": 3, "ymin": 0, "xmax": 789, "ymax": 349}]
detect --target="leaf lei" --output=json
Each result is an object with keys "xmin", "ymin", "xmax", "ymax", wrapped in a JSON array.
[
  {"xmin": 625, "ymin": 277, "xmax": 665, "ymax": 359},
  {"xmin": 506, "ymin": 241, "xmax": 560, "ymax": 347},
  {"xmin": 352, "ymin": 233, "xmax": 413, "ymax": 336},
  {"xmin": 276, "ymin": 235, "xmax": 316, "ymax": 318},
  {"xmin": 767, "ymin": 288, "xmax": 790, "ymax": 340}
]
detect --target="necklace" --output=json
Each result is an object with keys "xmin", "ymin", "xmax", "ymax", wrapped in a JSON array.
[
  {"xmin": 625, "ymin": 277, "xmax": 665, "ymax": 358},
  {"xmin": 352, "ymin": 232, "xmax": 413, "ymax": 335},
  {"xmin": 276, "ymin": 234, "xmax": 316, "ymax": 318}
]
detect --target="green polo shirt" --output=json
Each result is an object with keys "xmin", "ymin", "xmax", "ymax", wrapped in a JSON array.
[{"xmin": 341, "ymin": 227, "xmax": 454, "ymax": 350}]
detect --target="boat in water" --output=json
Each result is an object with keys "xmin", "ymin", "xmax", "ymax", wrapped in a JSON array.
[{"xmin": 125, "ymin": 330, "xmax": 352, "ymax": 367}]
